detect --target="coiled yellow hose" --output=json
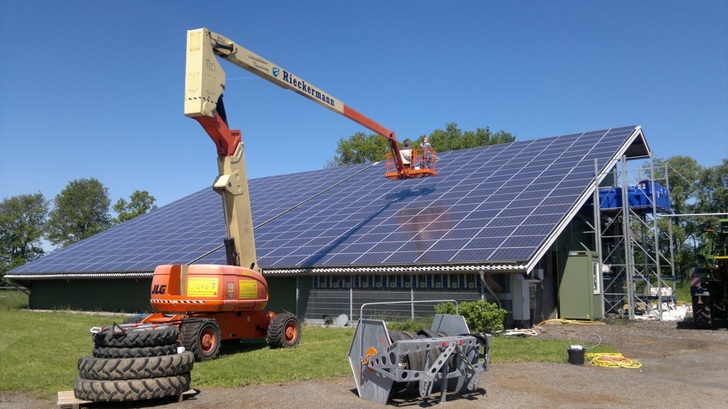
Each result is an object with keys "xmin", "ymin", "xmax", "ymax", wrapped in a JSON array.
[{"xmin": 586, "ymin": 352, "xmax": 642, "ymax": 369}]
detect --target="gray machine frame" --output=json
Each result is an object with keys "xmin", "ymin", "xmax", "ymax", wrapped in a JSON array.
[{"xmin": 348, "ymin": 300, "xmax": 491, "ymax": 404}]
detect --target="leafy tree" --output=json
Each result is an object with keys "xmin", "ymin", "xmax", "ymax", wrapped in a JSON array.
[
  {"xmin": 45, "ymin": 178, "xmax": 112, "ymax": 248},
  {"xmin": 113, "ymin": 190, "xmax": 158, "ymax": 224},
  {"xmin": 651, "ymin": 156, "xmax": 703, "ymax": 216},
  {"xmin": 0, "ymin": 193, "xmax": 48, "ymax": 285},
  {"xmin": 329, "ymin": 131, "xmax": 390, "ymax": 167},
  {"xmin": 330, "ymin": 123, "xmax": 516, "ymax": 166},
  {"xmin": 686, "ymin": 159, "xmax": 728, "ymax": 271},
  {"xmin": 646, "ymin": 156, "xmax": 727, "ymax": 278},
  {"xmin": 698, "ymin": 159, "xmax": 728, "ymax": 214},
  {"xmin": 424, "ymin": 122, "xmax": 515, "ymax": 153}
]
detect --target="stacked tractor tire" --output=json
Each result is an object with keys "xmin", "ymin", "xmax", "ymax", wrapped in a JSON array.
[{"xmin": 74, "ymin": 323, "xmax": 193, "ymax": 403}]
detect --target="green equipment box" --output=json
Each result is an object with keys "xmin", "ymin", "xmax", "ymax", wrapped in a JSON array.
[{"xmin": 559, "ymin": 250, "xmax": 604, "ymax": 320}]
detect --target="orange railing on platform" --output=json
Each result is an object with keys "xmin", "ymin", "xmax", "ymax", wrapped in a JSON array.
[{"xmin": 385, "ymin": 147, "xmax": 437, "ymax": 180}]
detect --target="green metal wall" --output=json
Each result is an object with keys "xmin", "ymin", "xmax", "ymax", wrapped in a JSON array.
[
  {"xmin": 26, "ymin": 277, "xmax": 300, "ymax": 315},
  {"xmin": 27, "ymin": 279, "xmax": 152, "ymax": 312},
  {"xmin": 265, "ymin": 276, "xmax": 298, "ymax": 314}
]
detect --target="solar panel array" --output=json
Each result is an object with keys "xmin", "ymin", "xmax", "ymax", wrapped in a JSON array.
[{"xmin": 9, "ymin": 126, "xmax": 643, "ymax": 276}]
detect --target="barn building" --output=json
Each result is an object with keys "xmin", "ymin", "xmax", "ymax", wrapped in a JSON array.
[{"xmin": 8, "ymin": 125, "xmax": 655, "ymax": 326}]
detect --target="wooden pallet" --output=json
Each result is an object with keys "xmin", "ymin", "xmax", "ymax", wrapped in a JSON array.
[
  {"xmin": 57, "ymin": 391, "xmax": 90, "ymax": 409},
  {"xmin": 57, "ymin": 389, "xmax": 197, "ymax": 408}
]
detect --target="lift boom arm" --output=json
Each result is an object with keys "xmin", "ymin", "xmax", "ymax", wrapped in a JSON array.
[
  {"xmin": 184, "ymin": 28, "xmax": 407, "ymax": 172},
  {"xmin": 184, "ymin": 28, "xmax": 422, "ymax": 270}
]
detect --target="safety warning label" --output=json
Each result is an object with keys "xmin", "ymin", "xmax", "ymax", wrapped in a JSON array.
[
  {"xmin": 239, "ymin": 280, "xmax": 258, "ymax": 299},
  {"xmin": 187, "ymin": 277, "xmax": 219, "ymax": 297}
]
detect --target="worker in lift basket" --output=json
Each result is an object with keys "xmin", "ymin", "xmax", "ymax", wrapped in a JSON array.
[
  {"xmin": 401, "ymin": 139, "xmax": 413, "ymax": 168},
  {"xmin": 420, "ymin": 137, "xmax": 433, "ymax": 168}
]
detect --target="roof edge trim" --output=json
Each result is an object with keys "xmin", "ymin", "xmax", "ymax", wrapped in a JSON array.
[
  {"xmin": 6, "ymin": 272, "xmax": 153, "ymax": 280},
  {"xmin": 524, "ymin": 126, "xmax": 649, "ymax": 272},
  {"xmin": 263, "ymin": 264, "xmax": 528, "ymax": 275}
]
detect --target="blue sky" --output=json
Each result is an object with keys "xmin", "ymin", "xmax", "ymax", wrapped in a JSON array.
[{"xmin": 1, "ymin": 1, "xmax": 726, "ymax": 210}]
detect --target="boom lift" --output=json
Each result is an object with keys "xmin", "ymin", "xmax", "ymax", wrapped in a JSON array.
[{"xmin": 139, "ymin": 28, "xmax": 436, "ymax": 361}]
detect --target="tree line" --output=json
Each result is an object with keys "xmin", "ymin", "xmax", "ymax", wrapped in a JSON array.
[
  {"xmin": 328, "ymin": 122, "xmax": 515, "ymax": 167},
  {"xmin": 0, "ymin": 178, "xmax": 157, "ymax": 284},
  {"xmin": 648, "ymin": 157, "xmax": 728, "ymax": 278}
]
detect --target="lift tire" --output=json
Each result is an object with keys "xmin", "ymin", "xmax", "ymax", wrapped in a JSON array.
[
  {"xmin": 73, "ymin": 373, "xmax": 191, "ymax": 402},
  {"xmin": 78, "ymin": 352, "xmax": 194, "ymax": 380},
  {"xmin": 93, "ymin": 324, "xmax": 179, "ymax": 348},
  {"xmin": 267, "ymin": 312, "xmax": 301, "ymax": 348},
  {"xmin": 180, "ymin": 319, "xmax": 221, "ymax": 361},
  {"xmin": 93, "ymin": 344, "xmax": 178, "ymax": 359}
]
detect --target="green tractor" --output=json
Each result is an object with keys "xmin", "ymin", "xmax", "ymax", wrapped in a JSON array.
[{"xmin": 691, "ymin": 218, "xmax": 728, "ymax": 329}]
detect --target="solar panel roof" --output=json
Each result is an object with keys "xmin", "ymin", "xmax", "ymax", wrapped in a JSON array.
[{"xmin": 8, "ymin": 125, "xmax": 650, "ymax": 279}]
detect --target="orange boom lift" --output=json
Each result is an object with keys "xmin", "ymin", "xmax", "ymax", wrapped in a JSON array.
[{"xmin": 139, "ymin": 28, "xmax": 436, "ymax": 361}]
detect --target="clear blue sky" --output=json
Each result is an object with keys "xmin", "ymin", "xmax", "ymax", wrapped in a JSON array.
[{"xmin": 1, "ymin": 1, "xmax": 726, "ymax": 209}]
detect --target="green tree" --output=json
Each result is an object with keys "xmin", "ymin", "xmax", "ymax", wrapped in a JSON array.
[
  {"xmin": 698, "ymin": 159, "xmax": 728, "ymax": 214},
  {"xmin": 329, "ymin": 131, "xmax": 390, "ymax": 166},
  {"xmin": 651, "ymin": 156, "xmax": 703, "ymax": 216},
  {"xmin": 45, "ymin": 178, "xmax": 112, "ymax": 248},
  {"xmin": 423, "ymin": 122, "xmax": 515, "ymax": 152},
  {"xmin": 329, "ymin": 123, "xmax": 516, "ymax": 166},
  {"xmin": 646, "ymin": 156, "xmax": 727, "ymax": 278},
  {"xmin": 687, "ymin": 159, "xmax": 728, "ymax": 272},
  {"xmin": 0, "ymin": 193, "xmax": 48, "ymax": 285},
  {"xmin": 113, "ymin": 190, "xmax": 158, "ymax": 224},
  {"xmin": 645, "ymin": 158, "xmax": 695, "ymax": 277}
]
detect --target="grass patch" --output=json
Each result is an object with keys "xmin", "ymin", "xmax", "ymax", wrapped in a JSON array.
[
  {"xmin": 0, "ymin": 310, "xmax": 126, "ymax": 399},
  {"xmin": 0, "ymin": 310, "xmax": 617, "ymax": 400},
  {"xmin": 194, "ymin": 327, "xmax": 356, "ymax": 387},
  {"xmin": 675, "ymin": 279, "xmax": 691, "ymax": 303},
  {"xmin": 490, "ymin": 336, "xmax": 613, "ymax": 363},
  {"xmin": 0, "ymin": 289, "xmax": 28, "ymax": 310}
]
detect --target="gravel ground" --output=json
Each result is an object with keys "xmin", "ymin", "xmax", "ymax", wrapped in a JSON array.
[{"xmin": 2, "ymin": 318, "xmax": 727, "ymax": 409}]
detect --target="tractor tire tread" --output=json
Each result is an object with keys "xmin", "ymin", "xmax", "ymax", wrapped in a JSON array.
[
  {"xmin": 78, "ymin": 352, "xmax": 194, "ymax": 380},
  {"xmin": 93, "ymin": 324, "xmax": 179, "ymax": 348},
  {"xmin": 73, "ymin": 373, "xmax": 190, "ymax": 402},
  {"xmin": 92, "ymin": 344, "xmax": 178, "ymax": 359}
]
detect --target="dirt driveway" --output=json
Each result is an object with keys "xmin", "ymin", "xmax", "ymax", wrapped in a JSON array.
[
  {"xmin": 3, "ymin": 320, "xmax": 727, "ymax": 408},
  {"xmin": 175, "ymin": 319, "xmax": 728, "ymax": 409}
]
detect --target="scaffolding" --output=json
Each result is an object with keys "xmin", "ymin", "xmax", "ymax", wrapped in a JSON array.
[{"xmin": 588, "ymin": 156, "xmax": 676, "ymax": 320}]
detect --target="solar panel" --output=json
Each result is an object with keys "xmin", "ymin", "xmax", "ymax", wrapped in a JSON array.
[{"xmin": 9, "ymin": 126, "xmax": 647, "ymax": 277}]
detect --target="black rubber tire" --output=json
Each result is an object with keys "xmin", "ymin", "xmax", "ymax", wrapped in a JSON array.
[
  {"xmin": 93, "ymin": 324, "xmax": 179, "ymax": 348},
  {"xmin": 692, "ymin": 297, "xmax": 712, "ymax": 329},
  {"xmin": 74, "ymin": 373, "xmax": 190, "ymax": 402},
  {"xmin": 93, "ymin": 344, "xmax": 178, "ymax": 359},
  {"xmin": 78, "ymin": 352, "xmax": 194, "ymax": 380},
  {"xmin": 180, "ymin": 319, "xmax": 221, "ymax": 361},
  {"xmin": 267, "ymin": 312, "xmax": 301, "ymax": 348},
  {"xmin": 708, "ymin": 281, "xmax": 727, "ymax": 322}
]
